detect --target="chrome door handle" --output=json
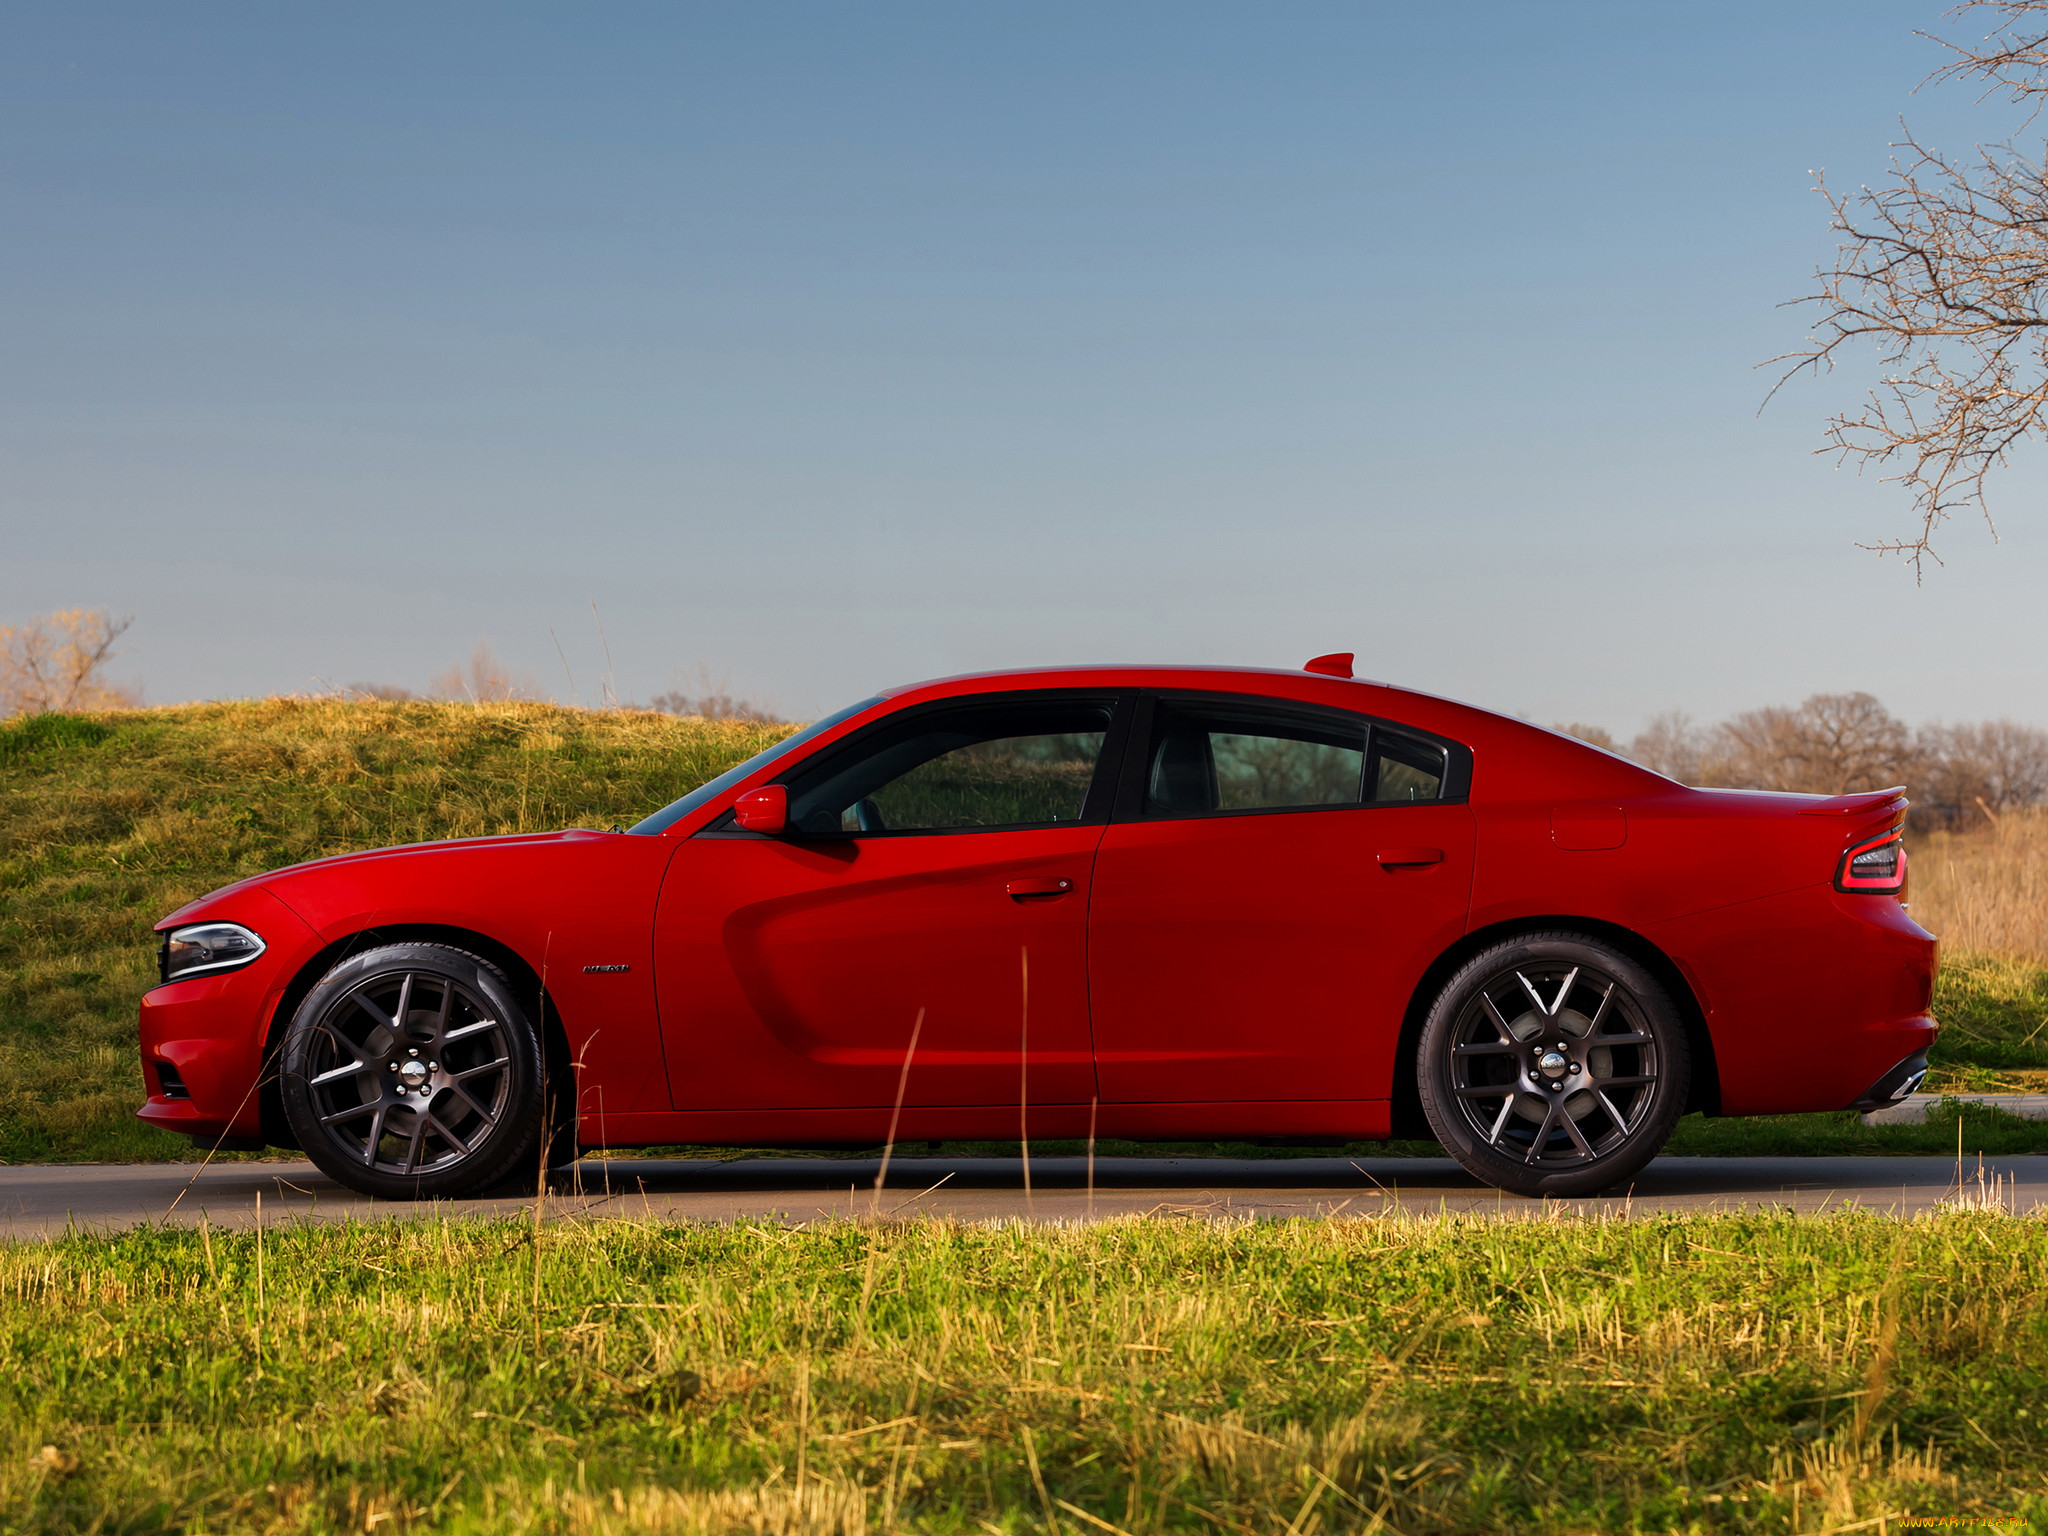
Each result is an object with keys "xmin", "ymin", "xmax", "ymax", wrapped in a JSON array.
[{"xmin": 1006, "ymin": 877, "xmax": 1075, "ymax": 898}]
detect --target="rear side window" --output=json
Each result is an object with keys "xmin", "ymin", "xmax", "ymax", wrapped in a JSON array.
[
  {"xmin": 1145, "ymin": 702, "xmax": 1368, "ymax": 815},
  {"xmin": 1135, "ymin": 697, "xmax": 1459, "ymax": 820},
  {"xmin": 1371, "ymin": 731, "xmax": 1447, "ymax": 803}
]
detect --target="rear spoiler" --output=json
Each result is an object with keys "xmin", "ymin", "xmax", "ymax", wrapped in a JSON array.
[{"xmin": 1797, "ymin": 786, "xmax": 1908, "ymax": 818}]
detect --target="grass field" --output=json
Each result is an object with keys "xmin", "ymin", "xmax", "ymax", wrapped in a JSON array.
[
  {"xmin": 3, "ymin": 700, "xmax": 2047, "ymax": 1164},
  {"xmin": 7, "ymin": 1210, "xmax": 2047, "ymax": 1534}
]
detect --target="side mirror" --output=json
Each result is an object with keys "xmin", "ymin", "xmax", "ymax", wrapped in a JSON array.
[{"xmin": 733, "ymin": 784, "xmax": 789, "ymax": 834}]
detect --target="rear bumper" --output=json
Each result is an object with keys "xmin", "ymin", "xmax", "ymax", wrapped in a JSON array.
[
  {"xmin": 1650, "ymin": 883, "xmax": 1939, "ymax": 1117},
  {"xmin": 1851, "ymin": 1049, "xmax": 1932, "ymax": 1112}
]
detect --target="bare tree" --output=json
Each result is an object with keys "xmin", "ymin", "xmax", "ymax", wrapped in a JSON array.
[
  {"xmin": 1776, "ymin": 2, "xmax": 2048, "ymax": 573},
  {"xmin": 1627, "ymin": 712, "xmax": 1710, "ymax": 783},
  {"xmin": 0, "ymin": 609, "xmax": 140, "ymax": 717},
  {"xmin": 429, "ymin": 643, "xmax": 535, "ymax": 703}
]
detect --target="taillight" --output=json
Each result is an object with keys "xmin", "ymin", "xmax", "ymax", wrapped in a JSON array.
[{"xmin": 1836, "ymin": 827, "xmax": 1907, "ymax": 895}]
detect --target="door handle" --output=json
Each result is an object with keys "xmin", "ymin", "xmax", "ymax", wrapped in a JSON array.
[
  {"xmin": 1376, "ymin": 847, "xmax": 1444, "ymax": 868},
  {"xmin": 1006, "ymin": 877, "xmax": 1076, "ymax": 899}
]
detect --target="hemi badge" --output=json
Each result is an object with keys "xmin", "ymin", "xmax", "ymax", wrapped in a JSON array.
[{"xmin": 583, "ymin": 964, "xmax": 631, "ymax": 973}]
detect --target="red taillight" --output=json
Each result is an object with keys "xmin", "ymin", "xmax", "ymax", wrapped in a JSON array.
[{"xmin": 1836, "ymin": 827, "xmax": 1907, "ymax": 895}]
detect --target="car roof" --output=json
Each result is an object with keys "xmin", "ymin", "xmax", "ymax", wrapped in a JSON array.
[{"xmin": 873, "ymin": 663, "xmax": 1670, "ymax": 799}]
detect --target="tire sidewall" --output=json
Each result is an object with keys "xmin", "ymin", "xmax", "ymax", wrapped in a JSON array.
[
  {"xmin": 279, "ymin": 942, "xmax": 548, "ymax": 1199},
  {"xmin": 1417, "ymin": 934, "xmax": 1689, "ymax": 1198}
]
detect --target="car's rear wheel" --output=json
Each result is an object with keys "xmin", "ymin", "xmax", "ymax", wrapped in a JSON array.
[
  {"xmin": 1417, "ymin": 933, "xmax": 1689, "ymax": 1198},
  {"xmin": 279, "ymin": 943, "xmax": 552, "ymax": 1199}
]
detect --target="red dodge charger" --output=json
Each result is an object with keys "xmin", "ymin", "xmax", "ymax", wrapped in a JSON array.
[{"xmin": 139, "ymin": 657, "xmax": 1938, "ymax": 1198}]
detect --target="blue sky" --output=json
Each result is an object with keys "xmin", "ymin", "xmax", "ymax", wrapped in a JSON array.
[{"xmin": 3, "ymin": 1, "xmax": 2042, "ymax": 734}]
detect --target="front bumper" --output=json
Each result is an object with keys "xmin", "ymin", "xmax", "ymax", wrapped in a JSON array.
[{"xmin": 137, "ymin": 889, "xmax": 317, "ymax": 1144}]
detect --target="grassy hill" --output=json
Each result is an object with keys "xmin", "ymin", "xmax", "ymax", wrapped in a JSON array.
[
  {"xmin": 0, "ymin": 700, "xmax": 787, "ymax": 1161},
  {"xmin": 2, "ymin": 700, "xmax": 2045, "ymax": 1163}
]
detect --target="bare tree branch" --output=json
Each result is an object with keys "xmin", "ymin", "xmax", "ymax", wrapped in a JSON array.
[{"xmin": 1774, "ymin": 3, "xmax": 2048, "ymax": 575}]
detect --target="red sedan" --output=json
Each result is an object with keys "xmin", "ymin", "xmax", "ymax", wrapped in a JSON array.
[{"xmin": 138, "ymin": 657, "xmax": 1937, "ymax": 1198}]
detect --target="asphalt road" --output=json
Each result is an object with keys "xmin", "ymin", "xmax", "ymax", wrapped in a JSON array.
[{"xmin": 1, "ymin": 1153, "xmax": 2042, "ymax": 1239}]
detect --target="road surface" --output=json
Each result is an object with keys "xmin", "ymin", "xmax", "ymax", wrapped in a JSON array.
[{"xmin": 0, "ymin": 1152, "xmax": 2041, "ymax": 1239}]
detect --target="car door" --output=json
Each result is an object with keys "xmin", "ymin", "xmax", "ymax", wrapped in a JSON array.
[
  {"xmin": 1087, "ymin": 692, "xmax": 1475, "ymax": 1108},
  {"xmin": 653, "ymin": 692, "xmax": 1130, "ymax": 1112}
]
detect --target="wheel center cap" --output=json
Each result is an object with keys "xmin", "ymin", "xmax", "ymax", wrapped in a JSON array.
[
  {"xmin": 1537, "ymin": 1050, "xmax": 1569, "ymax": 1079},
  {"xmin": 398, "ymin": 1059, "xmax": 431, "ymax": 1088}
]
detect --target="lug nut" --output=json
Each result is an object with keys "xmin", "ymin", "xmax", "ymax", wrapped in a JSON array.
[
  {"xmin": 388, "ymin": 1062, "xmax": 397, "ymax": 1071},
  {"xmin": 408, "ymin": 1048, "xmax": 420, "ymax": 1058},
  {"xmin": 428, "ymin": 1061, "xmax": 438, "ymax": 1071}
]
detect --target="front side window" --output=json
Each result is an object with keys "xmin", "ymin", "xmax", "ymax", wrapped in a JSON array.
[{"xmin": 781, "ymin": 698, "xmax": 1118, "ymax": 836}]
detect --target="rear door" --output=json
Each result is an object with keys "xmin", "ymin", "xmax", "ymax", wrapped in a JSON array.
[{"xmin": 1087, "ymin": 693, "xmax": 1475, "ymax": 1106}]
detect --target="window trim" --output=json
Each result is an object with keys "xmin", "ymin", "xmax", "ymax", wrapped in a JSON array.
[
  {"xmin": 697, "ymin": 690, "xmax": 1138, "ymax": 840},
  {"xmin": 1111, "ymin": 690, "xmax": 1472, "ymax": 824}
]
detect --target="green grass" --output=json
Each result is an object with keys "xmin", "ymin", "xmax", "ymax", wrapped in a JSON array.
[
  {"xmin": 5, "ymin": 700, "xmax": 2048, "ymax": 1165},
  {"xmin": 5, "ymin": 1210, "xmax": 2046, "ymax": 1533}
]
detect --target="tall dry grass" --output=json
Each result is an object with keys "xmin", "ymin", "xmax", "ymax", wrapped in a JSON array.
[{"xmin": 1910, "ymin": 805, "xmax": 2048, "ymax": 962}]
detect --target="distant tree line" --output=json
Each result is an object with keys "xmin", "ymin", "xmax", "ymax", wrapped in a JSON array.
[
  {"xmin": 1560, "ymin": 693, "xmax": 2048, "ymax": 828},
  {"xmin": 348, "ymin": 645, "xmax": 783, "ymax": 721}
]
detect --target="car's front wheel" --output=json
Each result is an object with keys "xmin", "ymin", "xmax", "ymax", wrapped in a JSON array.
[
  {"xmin": 1417, "ymin": 933, "xmax": 1689, "ymax": 1198},
  {"xmin": 279, "ymin": 943, "xmax": 550, "ymax": 1198}
]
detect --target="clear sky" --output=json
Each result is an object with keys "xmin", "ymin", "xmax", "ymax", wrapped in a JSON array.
[{"xmin": 3, "ymin": 1, "xmax": 2042, "ymax": 736}]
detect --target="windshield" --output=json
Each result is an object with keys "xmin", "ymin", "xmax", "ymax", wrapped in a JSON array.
[{"xmin": 625, "ymin": 696, "xmax": 884, "ymax": 835}]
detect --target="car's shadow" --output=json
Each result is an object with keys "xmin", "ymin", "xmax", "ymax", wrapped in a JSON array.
[{"xmin": 556, "ymin": 1152, "xmax": 2002, "ymax": 1201}]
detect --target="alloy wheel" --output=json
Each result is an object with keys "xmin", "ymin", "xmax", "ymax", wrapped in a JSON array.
[
  {"xmin": 1444, "ymin": 960, "xmax": 1662, "ymax": 1168},
  {"xmin": 300, "ymin": 968, "xmax": 515, "ymax": 1176}
]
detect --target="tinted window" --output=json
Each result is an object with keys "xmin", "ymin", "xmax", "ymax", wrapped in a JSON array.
[
  {"xmin": 1371, "ymin": 731, "xmax": 1447, "ymax": 803},
  {"xmin": 784, "ymin": 699, "xmax": 1116, "ymax": 835},
  {"xmin": 628, "ymin": 696, "xmax": 883, "ymax": 835},
  {"xmin": 1145, "ymin": 703, "xmax": 1367, "ymax": 816}
]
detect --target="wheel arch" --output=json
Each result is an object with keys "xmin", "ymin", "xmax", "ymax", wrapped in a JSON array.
[
  {"xmin": 257, "ymin": 923, "xmax": 577, "ymax": 1151},
  {"xmin": 1387, "ymin": 915, "xmax": 1720, "ymax": 1139}
]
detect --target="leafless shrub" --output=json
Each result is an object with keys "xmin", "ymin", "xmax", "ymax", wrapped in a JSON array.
[
  {"xmin": 0, "ymin": 609, "xmax": 140, "ymax": 717},
  {"xmin": 644, "ymin": 666, "xmax": 782, "ymax": 723},
  {"xmin": 645, "ymin": 689, "xmax": 782, "ymax": 724},
  {"xmin": 1774, "ymin": 1, "xmax": 2048, "ymax": 572},
  {"xmin": 429, "ymin": 643, "xmax": 536, "ymax": 703}
]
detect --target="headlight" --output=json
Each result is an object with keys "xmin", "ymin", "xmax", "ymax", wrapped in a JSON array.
[{"xmin": 160, "ymin": 922, "xmax": 267, "ymax": 983}]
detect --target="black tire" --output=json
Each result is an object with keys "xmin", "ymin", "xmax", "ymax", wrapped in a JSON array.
[
  {"xmin": 1417, "ymin": 932, "xmax": 1689, "ymax": 1198},
  {"xmin": 279, "ymin": 942, "xmax": 556, "ymax": 1199}
]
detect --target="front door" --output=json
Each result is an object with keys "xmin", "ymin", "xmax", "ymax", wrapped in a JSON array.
[
  {"xmin": 654, "ymin": 693, "xmax": 1127, "ymax": 1111},
  {"xmin": 1088, "ymin": 693, "xmax": 1475, "ymax": 1106}
]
